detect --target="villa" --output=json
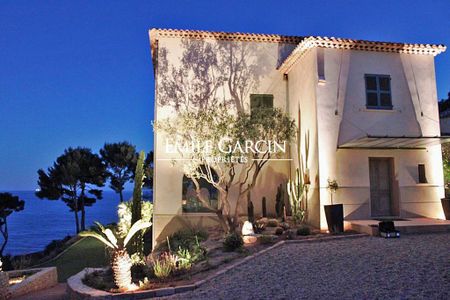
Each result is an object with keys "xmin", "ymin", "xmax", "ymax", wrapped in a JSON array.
[{"xmin": 149, "ymin": 28, "xmax": 447, "ymax": 247}]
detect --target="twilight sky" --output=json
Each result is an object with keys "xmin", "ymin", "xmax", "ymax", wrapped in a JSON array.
[{"xmin": 0, "ymin": 0, "xmax": 449, "ymax": 190}]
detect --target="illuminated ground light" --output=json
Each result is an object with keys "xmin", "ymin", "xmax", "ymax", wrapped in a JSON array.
[{"xmin": 9, "ymin": 276, "xmax": 25, "ymax": 285}]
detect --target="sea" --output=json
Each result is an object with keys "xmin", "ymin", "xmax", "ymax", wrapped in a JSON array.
[{"xmin": 2, "ymin": 190, "xmax": 146, "ymax": 256}]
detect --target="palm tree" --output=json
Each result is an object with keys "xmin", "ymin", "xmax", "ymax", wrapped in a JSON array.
[{"xmin": 80, "ymin": 220, "xmax": 151, "ymax": 291}]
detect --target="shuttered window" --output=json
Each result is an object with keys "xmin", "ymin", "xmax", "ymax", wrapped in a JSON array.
[
  {"xmin": 365, "ymin": 75, "xmax": 392, "ymax": 109},
  {"xmin": 250, "ymin": 94, "xmax": 273, "ymax": 113}
]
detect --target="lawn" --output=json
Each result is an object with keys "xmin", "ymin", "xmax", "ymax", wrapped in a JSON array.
[{"xmin": 40, "ymin": 237, "xmax": 109, "ymax": 282}]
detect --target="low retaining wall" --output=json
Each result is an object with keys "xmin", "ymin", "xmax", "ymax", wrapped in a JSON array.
[
  {"xmin": 67, "ymin": 268, "xmax": 195, "ymax": 299},
  {"xmin": 8, "ymin": 267, "xmax": 58, "ymax": 298},
  {"xmin": 67, "ymin": 234, "xmax": 366, "ymax": 299}
]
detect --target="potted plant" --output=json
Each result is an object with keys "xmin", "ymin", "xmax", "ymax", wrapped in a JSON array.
[
  {"xmin": 324, "ymin": 179, "xmax": 343, "ymax": 233},
  {"xmin": 441, "ymin": 186, "xmax": 450, "ymax": 220}
]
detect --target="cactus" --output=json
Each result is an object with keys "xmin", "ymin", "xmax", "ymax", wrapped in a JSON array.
[
  {"xmin": 262, "ymin": 197, "xmax": 267, "ymax": 217},
  {"xmin": 287, "ymin": 115, "xmax": 310, "ymax": 224},
  {"xmin": 275, "ymin": 184, "xmax": 284, "ymax": 219},
  {"xmin": 247, "ymin": 191, "xmax": 254, "ymax": 223},
  {"xmin": 130, "ymin": 151, "xmax": 146, "ymax": 262},
  {"xmin": 287, "ymin": 167, "xmax": 305, "ymax": 224}
]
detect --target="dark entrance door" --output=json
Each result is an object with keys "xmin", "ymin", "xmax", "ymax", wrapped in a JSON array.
[{"xmin": 369, "ymin": 158, "xmax": 394, "ymax": 217}]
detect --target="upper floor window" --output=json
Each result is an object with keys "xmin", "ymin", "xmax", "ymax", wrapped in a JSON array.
[
  {"xmin": 365, "ymin": 75, "xmax": 392, "ymax": 109},
  {"xmin": 250, "ymin": 94, "xmax": 273, "ymax": 113}
]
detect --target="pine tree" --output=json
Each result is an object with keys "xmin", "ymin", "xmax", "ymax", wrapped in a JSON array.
[
  {"xmin": 0, "ymin": 193, "xmax": 25, "ymax": 256},
  {"xmin": 36, "ymin": 147, "xmax": 106, "ymax": 233},
  {"xmin": 100, "ymin": 142, "xmax": 137, "ymax": 202}
]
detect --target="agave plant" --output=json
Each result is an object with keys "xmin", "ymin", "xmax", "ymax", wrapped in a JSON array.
[{"xmin": 79, "ymin": 219, "xmax": 152, "ymax": 291}]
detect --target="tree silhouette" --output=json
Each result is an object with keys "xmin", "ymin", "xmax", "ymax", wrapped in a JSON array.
[
  {"xmin": 36, "ymin": 147, "xmax": 106, "ymax": 233},
  {"xmin": 157, "ymin": 39, "xmax": 270, "ymax": 112},
  {"xmin": 0, "ymin": 193, "xmax": 25, "ymax": 256},
  {"xmin": 438, "ymin": 92, "xmax": 450, "ymax": 113},
  {"xmin": 100, "ymin": 142, "xmax": 137, "ymax": 202},
  {"xmin": 143, "ymin": 151, "xmax": 153, "ymax": 189},
  {"xmin": 217, "ymin": 42, "xmax": 270, "ymax": 111}
]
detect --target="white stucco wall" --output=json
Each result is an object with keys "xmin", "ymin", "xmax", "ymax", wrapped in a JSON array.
[
  {"xmin": 335, "ymin": 147, "xmax": 445, "ymax": 220},
  {"xmin": 152, "ymin": 36, "xmax": 296, "ymax": 246},
  {"xmin": 338, "ymin": 50, "xmax": 430, "ymax": 144},
  {"xmin": 286, "ymin": 49, "xmax": 321, "ymax": 228},
  {"xmin": 315, "ymin": 48, "xmax": 445, "ymax": 229},
  {"xmin": 152, "ymin": 34, "xmax": 446, "ymax": 240}
]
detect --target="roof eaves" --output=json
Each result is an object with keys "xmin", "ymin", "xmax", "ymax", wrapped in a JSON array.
[
  {"xmin": 279, "ymin": 36, "xmax": 447, "ymax": 74},
  {"xmin": 149, "ymin": 28, "xmax": 304, "ymax": 74},
  {"xmin": 149, "ymin": 28, "xmax": 304, "ymax": 44}
]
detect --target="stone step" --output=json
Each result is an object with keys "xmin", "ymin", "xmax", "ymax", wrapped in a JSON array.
[{"xmin": 349, "ymin": 218, "xmax": 450, "ymax": 236}]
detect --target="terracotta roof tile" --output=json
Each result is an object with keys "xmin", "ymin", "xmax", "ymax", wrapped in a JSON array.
[
  {"xmin": 149, "ymin": 28, "xmax": 304, "ymax": 44},
  {"xmin": 148, "ymin": 29, "xmax": 446, "ymax": 72},
  {"xmin": 279, "ymin": 36, "xmax": 446, "ymax": 73}
]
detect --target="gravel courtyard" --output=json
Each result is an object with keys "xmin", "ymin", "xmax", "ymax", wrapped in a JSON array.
[{"xmin": 163, "ymin": 233, "xmax": 450, "ymax": 300}]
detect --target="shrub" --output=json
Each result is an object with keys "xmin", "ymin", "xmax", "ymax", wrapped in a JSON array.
[
  {"xmin": 266, "ymin": 219, "xmax": 278, "ymax": 227},
  {"xmin": 0, "ymin": 255, "xmax": 12, "ymax": 271},
  {"xmin": 83, "ymin": 268, "xmax": 116, "ymax": 291},
  {"xmin": 138, "ymin": 277, "xmax": 152, "ymax": 290},
  {"xmin": 117, "ymin": 201, "xmax": 153, "ymax": 238},
  {"xmin": 297, "ymin": 225, "xmax": 311, "ymax": 236},
  {"xmin": 166, "ymin": 228, "xmax": 208, "ymax": 252},
  {"xmin": 189, "ymin": 239, "xmax": 207, "ymax": 262},
  {"xmin": 176, "ymin": 247, "xmax": 193, "ymax": 270},
  {"xmin": 131, "ymin": 264, "xmax": 153, "ymax": 282},
  {"xmin": 279, "ymin": 222, "xmax": 290, "ymax": 230},
  {"xmin": 258, "ymin": 235, "xmax": 275, "ymax": 244},
  {"xmin": 223, "ymin": 232, "xmax": 243, "ymax": 252},
  {"xmin": 11, "ymin": 255, "xmax": 32, "ymax": 270},
  {"xmin": 254, "ymin": 221, "xmax": 266, "ymax": 234},
  {"xmin": 286, "ymin": 229, "xmax": 295, "ymax": 240},
  {"xmin": 44, "ymin": 240, "xmax": 62, "ymax": 254},
  {"xmin": 275, "ymin": 184, "xmax": 285, "ymax": 218},
  {"xmin": 275, "ymin": 227, "xmax": 284, "ymax": 235},
  {"xmin": 152, "ymin": 252, "xmax": 176, "ymax": 279},
  {"xmin": 43, "ymin": 235, "xmax": 72, "ymax": 256}
]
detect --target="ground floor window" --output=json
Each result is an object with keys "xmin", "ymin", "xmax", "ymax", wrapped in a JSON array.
[{"xmin": 182, "ymin": 172, "xmax": 219, "ymax": 213}]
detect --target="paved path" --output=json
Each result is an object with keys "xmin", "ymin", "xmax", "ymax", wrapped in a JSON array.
[
  {"xmin": 15, "ymin": 283, "xmax": 66, "ymax": 300},
  {"xmin": 162, "ymin": 233, "xmax": 450, "ymax": 299}
]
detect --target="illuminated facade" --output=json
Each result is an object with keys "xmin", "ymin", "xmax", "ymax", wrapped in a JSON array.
[{"xmin": 149, "ymin": 29, "xmax": 447, "ymax": 246}]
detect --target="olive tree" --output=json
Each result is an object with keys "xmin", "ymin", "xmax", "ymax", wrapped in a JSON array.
[{"xmin": 154, "ymin": 105, "xmax": 295, "ymax": 233}]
